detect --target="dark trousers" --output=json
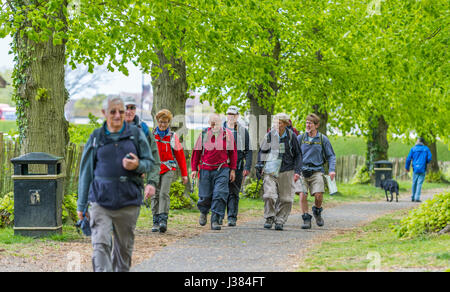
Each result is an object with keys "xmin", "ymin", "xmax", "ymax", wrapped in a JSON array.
[
  {"xmin": 226, "ymin": 168, "xmax": 244, "ymax": 220},
  {"xmin": 197, "ymin": 168, "xmax": 230, "ymax": 218}
]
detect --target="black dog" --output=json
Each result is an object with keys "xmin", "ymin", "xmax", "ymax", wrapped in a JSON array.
[{"xmin": 380, "ymin": 179, "xmax": 399, "ymax": 202}]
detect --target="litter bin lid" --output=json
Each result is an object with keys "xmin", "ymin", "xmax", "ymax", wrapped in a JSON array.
[
  {"xmin": 374, "ymin": 160, "xmax": 392, "ymax": 166},
  {"xmin": 11, "ymin": 152, "xmax": 63, "ymax": 165}
]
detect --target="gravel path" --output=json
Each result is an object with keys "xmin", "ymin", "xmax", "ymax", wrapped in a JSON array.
[{"xmin": 132, "ymin": 188, "xmax": 448, "ymax": 272}]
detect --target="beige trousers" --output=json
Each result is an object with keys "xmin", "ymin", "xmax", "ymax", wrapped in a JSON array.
[{"xmin": 263, "ymin": 170, "xmax": 295, "ymax": 224}]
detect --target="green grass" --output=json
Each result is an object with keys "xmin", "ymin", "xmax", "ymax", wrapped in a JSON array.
[
  {"xmin": 329, "ymin": 135, "xmax": 450, "ymax": 160},
  {"xmin": 298, "ymin": 209, "xmax": 450, "ymax": 271},
  {"xmin": 0, "ymin": 225, "xmax": 82, "ymax": 246}
]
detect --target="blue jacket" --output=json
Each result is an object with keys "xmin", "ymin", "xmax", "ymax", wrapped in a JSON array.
[{"xmin": 405, "ymin": 143, "xmax": 432, "ymax": 174}]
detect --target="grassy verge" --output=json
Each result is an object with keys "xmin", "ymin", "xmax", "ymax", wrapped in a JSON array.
[{"xmin": 298, "ymin": 209, "xmax": 450, "ymax": 272}]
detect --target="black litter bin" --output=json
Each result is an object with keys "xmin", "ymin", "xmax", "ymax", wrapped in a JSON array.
[
  {"xmin": 11, "ymin": 152, "xmax": 64, "ymax": 237},
  {"xmin": 373, "ymin": 160, "xmax": 393, "ymax": 187}
]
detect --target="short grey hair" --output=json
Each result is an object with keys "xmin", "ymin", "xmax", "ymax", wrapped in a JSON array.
[{"xmin": 102, "ymin": 96, "xmax": 124, "ymax": 111}]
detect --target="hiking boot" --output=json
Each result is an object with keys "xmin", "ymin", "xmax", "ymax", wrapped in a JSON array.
[
  {"xmin": 312, "ymin": 206, "xmax": 324, "ymax": 227},
  {"xmin": 211, "ymin": 213, "xmax": 221, "ymax": 230},
  {"xmin": 264, "ymin": 217, "xmax": 274, "ymax": 229},
  {"xmin": 159, "ymin": 213, "xmax": 168, "ymax": 233},
  {"xmin": 228, "ymin": 218, "xmax": 237, "ymax": 227},
  {"xmin": 301, "ymin": 213, "xmax": 312, "ymax": 229},
  {"xmin": 275, "ymin": 223, "xmax": 284, "ymax": 231},
  {"xmin": 152, "ymin": 214, "xmax": 160, "ymax": 232},
  {"xmin": 199, "ymin": 213, "xmax": 208, "ymax": 226}
]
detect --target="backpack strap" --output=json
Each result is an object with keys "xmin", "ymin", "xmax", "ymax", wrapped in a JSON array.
[
  {"xmin": 153, "ymin": 130, "xmax": 178, "ymax": 169},
  {"xmin": 92, "ymin": 125, "xmax": 142, "ymax": 168}
]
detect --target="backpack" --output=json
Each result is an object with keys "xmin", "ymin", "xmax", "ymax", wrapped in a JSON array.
[
  {"xmin": 90, "ymin": 125, "xmax": 144, "ymax": 187},
  {"xmin": 299, "ymin": 132, "xmax": 328, "ymax": 172},
  {"xmin": 152, "ymin": 128, "xmax": 178, "ymax": 169},
  {"xmin": 262, "ymin": 128, "xmax": 296, "ymax": 157},
  {"xmin": 199, "ymin": 127, "xmax": 231, "ymax": 168}
]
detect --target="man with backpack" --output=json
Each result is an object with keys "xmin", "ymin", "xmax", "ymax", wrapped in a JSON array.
[
  {"xmin": 123, "ymin": 97, "xmax": 160, "ymax": 199},
  {"xmin": 295, "ymin": 113, "xmax": 336, "ymax": 229},
  {"xmin": 256, "ymin": 113, "xmax": 302, "ymax": 231},
  {"xmin": 191, "ymin": 113, "xmax": 237, "ymax": 230},
  {"xmin": 147, "ymin": 109, "xmax": 188, "ymax": 233},
  {"xmin": 77, "ymin": 96, "xmax": 154, "ymax": 272},
  {"xmin": 223, "ymin": 106, "xmax": 252, "ymax": 227}
]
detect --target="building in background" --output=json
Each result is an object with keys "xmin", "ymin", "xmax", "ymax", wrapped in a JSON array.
[{"xmin": 0, "ymin": 75, "xmax": 8, "ymax": 88}]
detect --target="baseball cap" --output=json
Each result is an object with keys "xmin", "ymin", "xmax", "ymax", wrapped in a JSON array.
[
  {"xmin": 123, "ymin": 96, "xmax": 137, "ymax": 106},
  {"xmin": 226, "ymin": 106, "xmax": 239, "ymax": 115}
]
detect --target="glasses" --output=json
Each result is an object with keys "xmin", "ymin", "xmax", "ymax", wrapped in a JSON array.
[
  {"xmin": 126, "ymin": 105, "xmax": 136, "ymax": 110},
  {"xmin": 110, "ymin": 109, "xmax": 125, "ymax": 115}
]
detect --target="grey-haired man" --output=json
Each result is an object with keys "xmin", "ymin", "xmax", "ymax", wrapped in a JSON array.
[{"xmin": 77, "ymin": 96, "xmax": 154, "ymax": 272}]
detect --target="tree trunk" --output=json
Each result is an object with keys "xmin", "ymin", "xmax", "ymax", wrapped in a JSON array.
[
  {"xmin": 366, "ymin": 115, "xmax": 389, "ymax": 173},
  {"xmin": 151, "ymin": 49, "xmax": 188, "ymax": 132},
  {"xmin": 422, "ymin": 134, "xmax": 440, "ymax": 173},
  {"xmin": 312, "ymin": 103, "xmax": 328, "ymax": 135},
  {"xmin": 15, "ymin": 23, "xmax": 68, "ymax": 159},
  {"xmin": 247, "ymin": 35, "xmax": 280, "ymax": 180},
  {"xmin": 151, "ymin": 48, "xmax": 191, "ymax": 199}
]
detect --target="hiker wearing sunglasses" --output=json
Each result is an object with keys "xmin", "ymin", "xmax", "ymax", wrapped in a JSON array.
[
  {"xmin": 123, "ymin": 97, "xmax": 161, "ymax": 212},
  {"xmin": 77, "ymin": 96, "xmax": 154, "ymax": 272}
]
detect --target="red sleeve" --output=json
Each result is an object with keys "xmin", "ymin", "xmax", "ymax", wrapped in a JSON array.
[
  {"xmin": 191, "ymin": 134, "xmax": 203, "ymax": 172},
  {"xmin": 173, "ymin": 134, "xmax": 188, "ymax": 177}
]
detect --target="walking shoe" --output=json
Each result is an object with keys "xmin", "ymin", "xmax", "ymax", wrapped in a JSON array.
[
  {"xmin": 275, "ymin": 223, "xmax": 284, "ymax": 231},
  {"xmin": 264, "ymin": 217, "xmax": 274, "ymax": 229},
  {"xmin": 312, "ymin": 206, "xmax": 324, "ymax": 227},
  {"xmin": 159, "ymin": 213, "xmax": 168, "ymax": 233},
  {"xmin": 301, "ymin": 213, "xmax": 312, "ymax": 229},
  {"xmin": 199, "ymin": 213, "xmax": 208, "ymax": 226},
  {"xmin": 152, "ymin": 214, "xmax": 160, "ymax": 232},
  {"xmin": 211, "ymin": 213, "xmax": 221, "ymax": 230},
  {"xmin": 228, "ymin": 218, "xmax": 237, "ymax": 227}
]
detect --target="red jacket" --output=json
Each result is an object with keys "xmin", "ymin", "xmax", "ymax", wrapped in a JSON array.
[
  {"xmin": 191, "ymin": 128, "xmax": 237, "ymax": 171},
  {"xmin": 154, "ymin": 132, "xmax": 188, "ymax": 177}
]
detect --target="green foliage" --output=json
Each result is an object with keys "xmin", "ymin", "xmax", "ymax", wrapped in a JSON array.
[
  {"xmin": 242, "ymin": 178, "xmax": 262, "ymax": 199},
  {"xmin": 34, "ymin": 87, "xmax": 50, "ymax": 101},
  {"xmin": 0, "ymin": 192, "xmax": 14, "ymax": 228},
  {"xmin": 68, "ymin": 113, "xmax": 101, "ymax": 145},
  {"xmin": 350, "ymin": 164, "xmax": 372, "ymax": 185},
  {"xmin": 392, "ymin": 191, "xmax": 450, "ymax": 238},
  {"xmin": 169, "ymin": 179, "xmax": 192, "ymax": 210},
  {"xmin": 425, "ymin": 171, "xmax": 443, "ymax": 183},
  {"xmin": 62, "ymin": 193, "xmax": 78, "ymax": 224}
]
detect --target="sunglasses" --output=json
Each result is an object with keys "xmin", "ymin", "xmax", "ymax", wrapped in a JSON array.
[
  {"xmin": 126, "ymin": 105, "xmax": 136, "ymax": 110},
  {"xmin": 110, "ymin": 109, "xmax": 125, "ymax": 115}
]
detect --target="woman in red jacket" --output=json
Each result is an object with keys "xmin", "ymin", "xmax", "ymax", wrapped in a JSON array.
[{"xmin": 146, "ymin": 109, "xmax": 188, "ymax": 233}]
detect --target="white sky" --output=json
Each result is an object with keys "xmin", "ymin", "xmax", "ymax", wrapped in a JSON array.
[{"xmin": 0, "ymin": 36, "xmax": 146, "ymax": 99}]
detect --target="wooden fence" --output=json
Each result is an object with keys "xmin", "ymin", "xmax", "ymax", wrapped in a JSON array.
[
  {"xmin": 0, "ymin": 133, "xmax": 85, "ymax": 197},
  {"xmin": 0, "ymin": 132, "xmax": 449, "ymax": 197},
  {"xmin": 335, "ymin": 155, "xmax": 450, "ymax": 183}
]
